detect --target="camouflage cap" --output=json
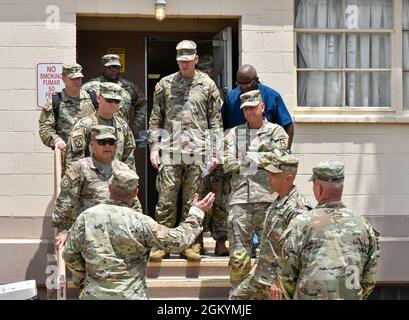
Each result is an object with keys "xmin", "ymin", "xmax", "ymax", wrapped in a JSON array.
[
  {"xmin": 309, "ymin": 161, "xmax": 345, "ymax": 182},
  {"xmin": 240, "ymin": 89, "xmax": 263, "ymax": 109},
  {"xmin": 257, "ymin": 149, "xmax": 299, "ymax": 173},
  {"xmin": 176, "ymin": 40, "xmax": 197, "ymax": 61},
  {"xmin": 110, "ymin": 162, "xmax": 139, "ymax": 193},
  {"xmin": 90, "ymin": 125, "xmax": 117, "ymax": 141},
  {"xmin": 101, "ymin": 54, "xmax": 121, "ymax": 67},
  {"xmin": 62, "ymin": 63, "xmax": 83, "ymax": 78},
  {"xmin": 99, "ymin": 82, "xmax": 123, "ymax": 101},
  {"xmin": 197, "ymin": 55, "xmax": 214, "ymax": 72}
]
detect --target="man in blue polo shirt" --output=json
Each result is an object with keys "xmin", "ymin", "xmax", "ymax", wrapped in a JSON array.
[
  {"xmin": 222, "ymin": 64, "xmax": 294, "ymax": 262},
  {"xmin": 222, "ymin": 64, "xmax": 294, "ymax": 148}
]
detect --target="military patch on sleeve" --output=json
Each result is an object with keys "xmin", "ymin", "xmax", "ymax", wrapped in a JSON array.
[
  {"xmin": 211, "ymin": 89, "xmax": 221, "ymax": 100},
  {"xmin": 72, "ymin": 128, "xmax": 83, "ymax": 138},
  {"xmin": 71, "ymin": 128, "xmax": 86, "ymax": 152},
  {"xmin": 156, "ymin": 224, "xmax": 168, "ymax": 239},
  {"xmin": 154, "ymin": 83, "xmax": 163, "ymax": 94},
  {"xmin": 66, "ymin": 167, "xmax": 79, "ymax": 182},
  {"xmin": 73, "ymin": 136, "xmax": 84, "ymax": 150},
  {"xmin": 279, "ymin": 139, "xmax": 287, "ymax": 147},
  {"xmin": 61, "ymin": 176, "xmax": 71, "ymax": 191}
]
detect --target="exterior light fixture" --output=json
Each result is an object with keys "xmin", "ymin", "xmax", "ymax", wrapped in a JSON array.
[{"xmin": 155, "ymin": 0, "xmax": 166, "ymax": 21}]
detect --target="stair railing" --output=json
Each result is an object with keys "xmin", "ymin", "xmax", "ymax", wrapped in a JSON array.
[{"xmin": 54, "ymin": 148, "xmax": 66, "ymax": 300}]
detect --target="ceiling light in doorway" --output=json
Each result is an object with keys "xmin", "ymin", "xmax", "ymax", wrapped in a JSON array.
[
  {"xmin": 155, "ymin": 0, "xmax": 166, "ymax": 21},
  {"xmin": 148, "ymin": 74, "xmax": 161, "ymax": 79}
]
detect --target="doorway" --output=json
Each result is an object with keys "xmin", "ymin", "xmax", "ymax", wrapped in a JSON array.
[{"xmin": 77, "ymin": 16, "xmax": 239, "ymax": 216}]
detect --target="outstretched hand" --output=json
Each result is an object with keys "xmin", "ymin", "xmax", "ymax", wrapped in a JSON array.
[
  {"xmin": 268, "ymin": 282, "xmax": 283, "ymax": 300},
  {"xmin": 191, "ymin": 192, "xmax": 215, "ymax": 212}
]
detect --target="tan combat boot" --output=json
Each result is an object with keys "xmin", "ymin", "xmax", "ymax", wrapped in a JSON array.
[
  {"xmin": 180, "ymin": 233, "xmax": 204, "ymax": 261},
  {"xmin": 180, "ymin": 242, "xmax": 202, "ymax": 262},
  {"xmin": 197, "ymin": 233, "xmax": 205, "ymax": 255},
  {"xmin": 214, "ymin": 239, "xmax": 229, "ymax": 256},
  {"xmin": 149, "ymin": 249, "xmax": 169, "ymax": 261}
]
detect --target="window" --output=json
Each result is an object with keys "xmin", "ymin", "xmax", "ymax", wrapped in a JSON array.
[
  {"xmin": 403, "ymin": 0, "xmax": 409, "ymax": 109},
  {"xmin": 295, "ymin": 0, "xmax": 393, "ymax": 108}
]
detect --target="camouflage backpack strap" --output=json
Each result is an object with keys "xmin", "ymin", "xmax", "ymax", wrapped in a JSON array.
[
  {"xmin": 120, "ymin": 78, "xmax": 134, "ymax": 92},
  {"xmin": 86, "ymin": 90, "xmax": 99, "ymax": 110},
  {"xmin": 52, "ymin": 92, "xmax": 62, "ymax": 124}
]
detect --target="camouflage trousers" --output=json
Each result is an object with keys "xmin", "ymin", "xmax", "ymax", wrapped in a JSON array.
[
  {"xmin": 227, "ymin": 202, "xmax": 271, "ymax": 289},
  {"xmin": 199, "ymin": 165, "xmax": 230, "ymax": 241},
  {"xmin": 155, "ymin": 164, "xmax": 202, "ymax": 228},
  {"xmin": 229, "ymin": 274, "xmax": 270, "ymax": 300}
]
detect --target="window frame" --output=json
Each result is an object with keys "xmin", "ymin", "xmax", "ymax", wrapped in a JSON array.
[
  {"xmin": 403, "ymin": 0, "xmax": 409, "ymax": 110},
  {"xmin": 293, "ymin": 0, "xmax": 409, "ymax": 123}
]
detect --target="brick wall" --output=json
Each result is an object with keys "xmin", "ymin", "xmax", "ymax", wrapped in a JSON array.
[{"xmin": 0, "ymin": 0, "xmax": 76, "ymax": 283}]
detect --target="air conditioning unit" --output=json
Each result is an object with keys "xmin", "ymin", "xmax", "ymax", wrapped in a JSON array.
[{"xmin": 0, "ymin": 280, "xmax": 38, "ymax": 300}]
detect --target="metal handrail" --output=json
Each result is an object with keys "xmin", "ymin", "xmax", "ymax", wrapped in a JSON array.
[{"xmin": 54, "ymin": 148, "xmax": 66, "ymax": 300}]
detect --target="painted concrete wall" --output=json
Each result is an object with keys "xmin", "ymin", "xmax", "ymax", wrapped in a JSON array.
[{"xmin": 0, "ymin": 0, "xmax": 408, "ymax": 285}]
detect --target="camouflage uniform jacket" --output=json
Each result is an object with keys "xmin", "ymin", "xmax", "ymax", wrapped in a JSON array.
[
  {"xmin": 53, "ymin": 157, "xmax": 130, "ymax": 234},
  {"xmin": 63, "ymin": 200, "xmax": 205, "ymax": 300},
  {"xmin": 82, "ymin": 76, "xmax": 146, "ymax": 134},
  {"xmin": 38, "ymin": 89, "xmax": 95, "ymax": 148},
  {"xmin": 254, "ymin": 186, "xmax": 311, "ymax": 286},
  {"xmin": 279, "ymin": 201, "xmax": 381, "ymax": 300},
  {"xmin": 65, "ymin": 112, "xmax": 136, "ymax": 171},
  {"xmin": 148, "ymin": 70, "xmax": 223, "ymax": 157},
  {"xmin": 223, "ymin": 120, "xmax": 289, "ymax": 204}
]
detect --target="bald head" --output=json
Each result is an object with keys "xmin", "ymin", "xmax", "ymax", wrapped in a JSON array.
[
  {"xmin": 236, "ymin": 65, "xmax": 259, "ymax": 93},
  {"xmin": 313, "ymin": 179, "xmax": 344, "ymax": 204},
  {"xmin": 237, "ymin": 64, "xmax": 257, "ymax": 78}
]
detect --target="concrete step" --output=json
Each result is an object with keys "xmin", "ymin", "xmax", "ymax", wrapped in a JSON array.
[
  {"xmin": 44, "ymin": 236, "xmax": 233, "ymax": 300},
  {"xmin": 44, "ymin": 276, "xmax": 231, "ymax": 300},
  {"xmin": 146, "ymin": 276, "xmax": 230, "ymax": 299},
  {"xmin": 147, "ymin": 256, "xmax": 229, "ymax": 278}
]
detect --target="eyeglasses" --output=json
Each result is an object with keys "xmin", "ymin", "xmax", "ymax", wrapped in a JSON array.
[
  {"xmin": 236, "ymin": 78, "xmax": 257, "ymax": 86},
  {"xmin": 106, "ymin": 66, "xmax": 120, "ymax": 70},
  {"xmin": 104, "ymin": 98, "xmax": 121, "ymax": 104},
  {"xmin": 96, "ymin": 139, "xmax": 116, "ymax": 146}
]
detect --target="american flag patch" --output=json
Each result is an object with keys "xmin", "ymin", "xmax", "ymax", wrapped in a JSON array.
[
  {"xmin": 157, "ymin": 225, "xmax": 166, "ymax": 239},
  {"xmin": 66, "ymin": 168, "xmax": 79, "ymax": 181}
]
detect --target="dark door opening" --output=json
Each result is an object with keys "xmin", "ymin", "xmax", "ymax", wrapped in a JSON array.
[
  {"xmin": 77, "ymin": 17, "xmax": 238, "ymax": 217},
  {"xmin": 146, "ymin": 30, "xmax": 237, "ymax": 219}
]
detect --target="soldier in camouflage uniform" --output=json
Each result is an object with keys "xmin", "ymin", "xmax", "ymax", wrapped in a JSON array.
[
  {"xmin": 230, "ymin": 149, "xmax": 312, "ymax": 299},
  {"xmin": 53, "ymin": 125, "xmax": 141, "ymax": 249},
  {"xmin": 82, "ymin": 54, "xmax": 146, "ymax": 136},
  {"xmin": 65, "ymin": 82, "xmax": 136, "ymax": 171},
  {"xmin": 196, "ymin": 55, "xmax": 228, "ymax": 256},
  {"xmin": 148, "ymin": 40, "xmax": 223, "ymax": 261},
  {"xmin": 277, "ymin": 161, "xmax": 381, "ymax": 300},
  {"xmin": 223, "ymin": 89, "xmax": 289, "ymax": 289},
  {"xmin": 63, "ymin": 165, "xmax": 215, "ymax": 299},
  {"xmin": 39, "ymin": 63, "xmax": 95, "ymax": 157}
]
